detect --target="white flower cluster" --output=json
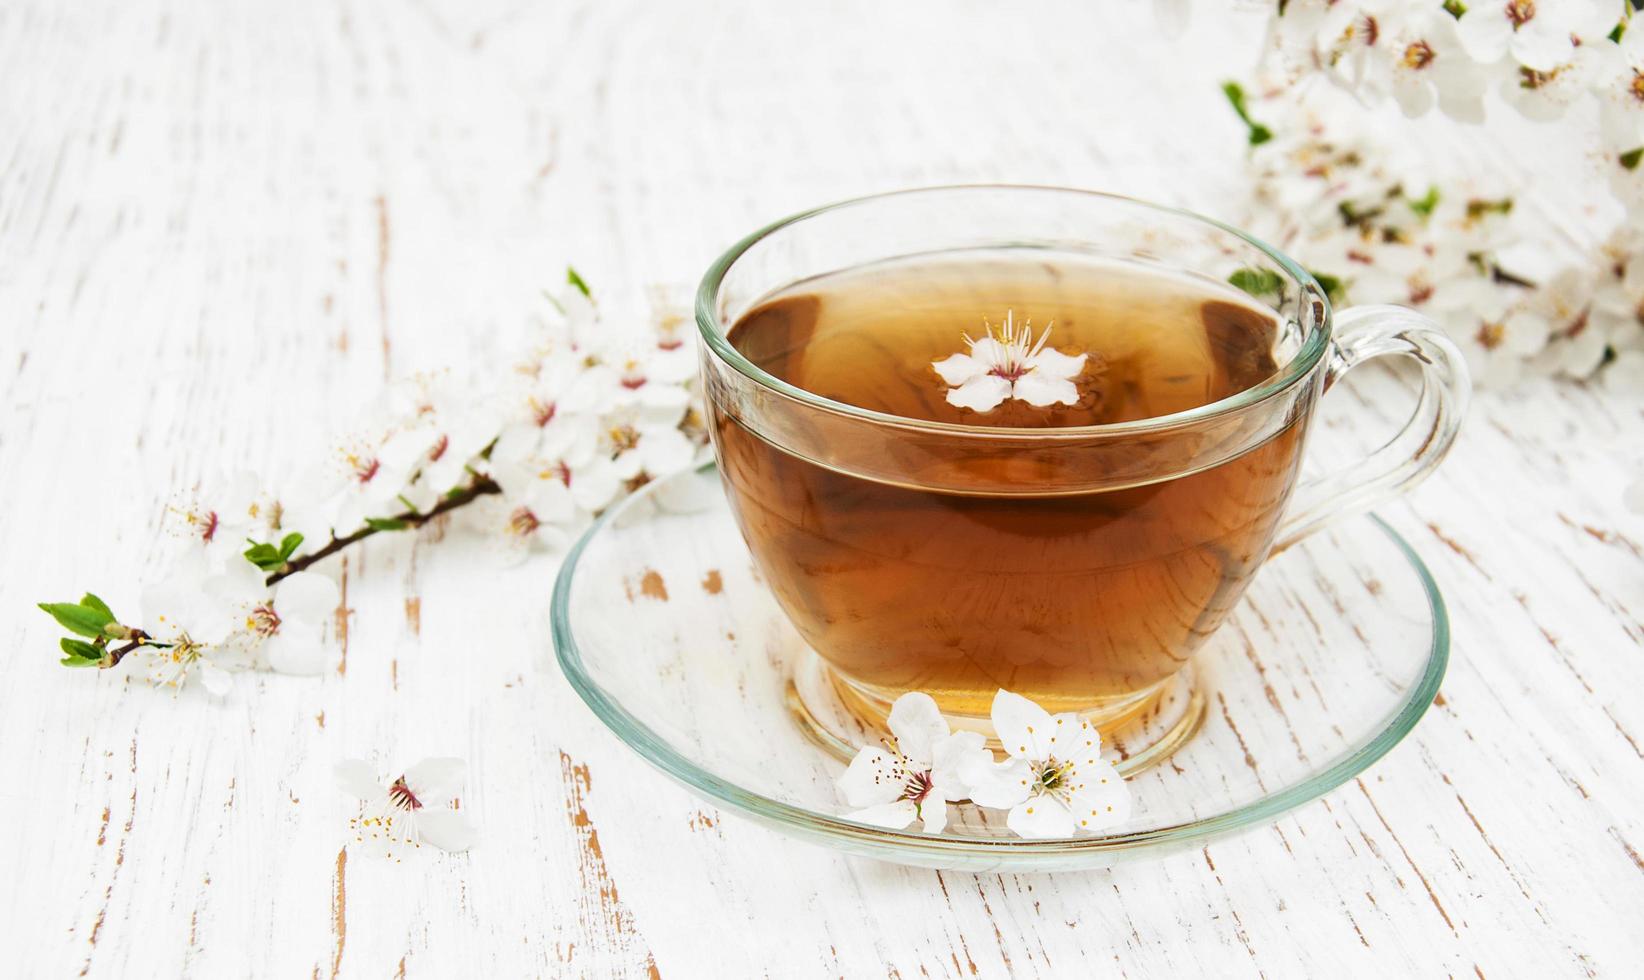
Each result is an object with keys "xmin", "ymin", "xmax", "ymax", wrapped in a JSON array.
[
  {"xmin": 837, "ymin": 690, "xmax": 1132, "ymax": 839},
  {"xmin": 1189, "ymin": 1, "xmax": 1644, "ymax": 390},
  {"xmin": 1235, "ymin": 82, "xmax": 1644, "ymax": 388},
  {"xmin": 1268, "ymin": 1, "xmax": 1638, "ymax": 143},
  {"xmin": 133, "ymin": 276, "xmax": 707, "ymax": 694}
]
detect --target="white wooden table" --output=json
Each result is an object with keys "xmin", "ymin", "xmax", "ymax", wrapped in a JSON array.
[{"xmin": 4, "ymin": 2, "xmax": 1642, "ymax": 976}]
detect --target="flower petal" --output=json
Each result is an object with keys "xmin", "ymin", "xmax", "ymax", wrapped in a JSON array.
[
  {"xmin": 845, "ymin": 800, "xmax": 919, "ymax": 830},
  {"xmin": 920, "ymin": 799, "xmax": 950, "ymax": 835},
  {"xmin": 991, "ymin": 689, "xmax": 1053, "ymax": 761},
  {"xmin": 958, "ymin": 755, "xmax": 1032, "ymax": 809},
  {"xmin": 1044, "ymin": 712, "xmax": 1100, "ymax": 762},
  {"xmin": 1454, "ymin": 7, "xmax": 1512, "ymax": 64},
  {"xmin": 403, "ymin": 757, "xmax": 467, "ymax": 806},
  {"xmin": 886, "ymin": 692, "xmax": 948, "ymax": 767},
  {"xmin": 199, "ymin": 663, "xmax": 232, "ymax": 697},
  {"xmin": 1066, "ymin": 759, "xmax": 1133, "ymax": 832},
  {"xmin": 264, "ymin": 625, "xmax": 328, "ymax": 675},
  {"xmin": 335, "ymin": 759, "xmax": 384, "ymax": 800},
  {"xmin": 1012, "ymin": 373, "xmax": 1080, "ymax": 408},
  {"xmin": 1510, "ymin": 15, "xmax": 1573, "ymax": 73},
  {"xmin": 274, "ymin": 571, "xmax": 340, "ymax": 623},
  {"xmin": 837, "ymin": 747, "xmax": 904, "ymax": 807},
  {"xmin": 932, "ymin": 352, "xmax": 984, "ymax": 386},
  {"xmin": 415, "ymin": 808, "xmax": 479, "ymax": 852},
  {"xmin": 637, "ymin": 425, "xmax": 697, "ymax": 476},
  {"xmin": 1007, "ymin": 794, "xmax": 1075, "ymax": 839},
  {"xmin": 930, "ymin": 730, "xmax": 989, "ymax": 802},
  {"xmin": 945, "ymin": 375, "xmax": 1012, "ymax": 412},
  {"xmin": 1025, "ymin": 347, "xmax": 1085, "ymax": 380},
  {"xmin": 1390, "ymin": 74, "xmax": 1435, "ymax": 118}
]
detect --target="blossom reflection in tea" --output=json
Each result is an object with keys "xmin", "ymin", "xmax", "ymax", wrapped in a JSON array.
[{"xmin": 711, "ymin": 254, "xmax": 1306, "ymax": 723}]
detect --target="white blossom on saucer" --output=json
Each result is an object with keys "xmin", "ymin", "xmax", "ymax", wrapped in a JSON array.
[
  {"xmin": 932, "ymin": 312, "xmax": 1086, "ymax": 412},
  {"xmin": 242, "ymin": 571, "xmax": 339, "ymax": 675},
  {"xmin": 336, "ymin": 757, "xmax": 478, "ymax": 855},
  {"xmin": 836, "ymin": 692, "xmax": 990, "ymax": 834},
  {"xmin": 960, "ymin": 690, "xmax": 1131, "ymax": 839}
]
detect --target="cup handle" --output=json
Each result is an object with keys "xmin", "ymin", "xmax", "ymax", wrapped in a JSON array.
[{"xmin": 1273, "ymin": 304, "xmax": 1472, "ymax": 552}]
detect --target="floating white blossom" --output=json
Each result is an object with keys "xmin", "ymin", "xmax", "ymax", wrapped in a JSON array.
[{"xmin": 932, "ymin": 312, "xmax": 1086, "ymax": 412}]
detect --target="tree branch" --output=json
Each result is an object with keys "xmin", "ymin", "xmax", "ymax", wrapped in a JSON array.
[{"xmin": 265, "ymin": 475, "xmax": 502, "ymax": 586}]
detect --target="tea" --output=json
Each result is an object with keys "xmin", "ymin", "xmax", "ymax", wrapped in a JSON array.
[{"xmin": 712, "ymin": 253, "xmax": 1307, "ymax": 721}]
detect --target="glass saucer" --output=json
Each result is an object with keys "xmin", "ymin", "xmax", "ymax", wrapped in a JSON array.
[{"xmin": 551, "ymin": 465, "xmax": 1448, "ymax": 871}]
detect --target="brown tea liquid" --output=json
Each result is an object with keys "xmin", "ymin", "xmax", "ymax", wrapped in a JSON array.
[{"xmin": 715, "ymin": 254, "xmax": 1306, "ymax": 718}]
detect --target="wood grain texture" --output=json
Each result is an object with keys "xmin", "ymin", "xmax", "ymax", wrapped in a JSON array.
[{"xmin": 1, "ymin": 0, "xmax": 1640, "ymax": 976}]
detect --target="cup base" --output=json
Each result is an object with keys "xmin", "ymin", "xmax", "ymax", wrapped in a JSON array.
[{"xmin": 786, "ymin": 652, "xmax": 1206, "ymax": 777}]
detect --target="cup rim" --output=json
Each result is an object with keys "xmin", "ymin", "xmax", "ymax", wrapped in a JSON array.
[{"xmin": 695, "ymin": 184, "xmax": 1332, "ymax": 438}]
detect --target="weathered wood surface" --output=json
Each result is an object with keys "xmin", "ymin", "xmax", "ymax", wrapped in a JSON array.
[{"xmin": 2, "ymin": 1, "xmax": 1641, "ymax": 976}]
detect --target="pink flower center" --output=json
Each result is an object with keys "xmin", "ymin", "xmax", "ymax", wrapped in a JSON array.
[
  {"xmin": 388, "ymin": 776, "xmax": 422, "ymax": 810},
  {"xmin": 900, "ymin": 769, "xmax": 935, "ymax": 804},
  {"xmin": 987, "ymin": 363, "xmax": 1029, "ymax": 383},
  {"xmin": 1506, "ymin": 0, "xmax": 1534, "ymax": 29},
  {"xmin": 427, "ymin": 433, "xmax": 449, "ymax": 463},
  {"xmin": 250, "ymin": 604, "xmax": 281, "ymax": 637},
  {"xmin": 1402, "ymin": 40, "xmax": 1434, "ymax": 70},
  {"xmin": 509, "ymin": 506, "xmax": 541, "ymax": 537},
  {"xmin": 354, "ymin": 458, "xmax": 381, "ymax": 484},
  {"xmin": 200, "ymin": 510, "xmax": 219, "ymax": 543},
  {"xmin": 532, "ymin": 399, "xmax": 557, "ymax": 428},
  {"xmin": 556, "ymin": 461, "xmax": 573, "ymax": 487}
]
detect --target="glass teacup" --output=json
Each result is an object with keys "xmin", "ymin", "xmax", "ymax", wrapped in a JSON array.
[{"xmin": 696, "ymin": 186, "xmax": 1468, "ymax": 749}]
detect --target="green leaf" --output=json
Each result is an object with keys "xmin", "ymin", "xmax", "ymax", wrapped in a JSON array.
[
  {"xmin": 1228, "ymin": 267, "xmax": 1285, "ymax": 298},
  {"xmin": 59, "ymin": 637, "xmax": 104, "ymax": 668},
  {"xmin": 1621, "ymin": 147, "xmax": 1643, "ymax": 172},
  {"xmin": 566, "ymin": 266, "xmax": 592, "ymax": 299},
  {"xmin": 80, "ymin": 593, "xmax": 115, "ymax": 622},
  {"xmin": 278, "ymin": 532, "xmax": 305, "ymax": 561},
  {"xmin": 1608, "ymin": 20, "xmax": 1625, "ymax": 44},
  {"xmin": 243, "ymin": 540, "xmax": 286, "ymax": 571},
  {"xmin": 38, "ymin": 601, "xmax": 113, "ymax": 638},
  {"xmin": 1408, "ymin": 187, "xmax": 1440, "ymax": 217},
  {"xmin": 1221, "ymin": 81, "xmax": 1273, "ymax": 146},
  {"xmin": 1441, "ymin": 0, "xmax": 1466, "ymax": 18},
  {"xmin": 366, "ymin": 517, "xmax": 410, "ymax": 532}
]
